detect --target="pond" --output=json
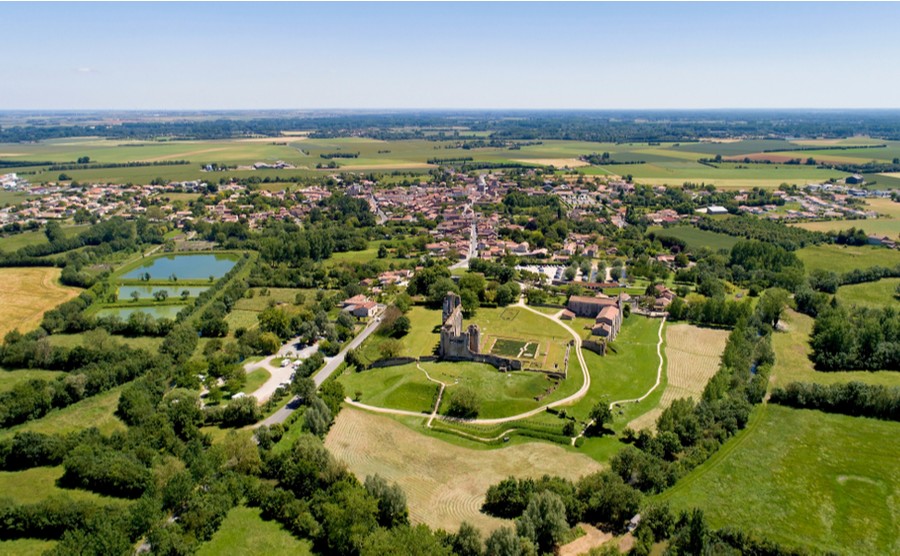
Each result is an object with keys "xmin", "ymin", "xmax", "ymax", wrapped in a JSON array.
[
  {"xmin": 121, "ymin": 254, "xmax": 238, "ymax": 281},
  {"xmin": 95, "ymin": 304, "xmax": 189, "ymax": 320},
  {"xmin": 118, "ymin": 285, "xmax": 209, "ymax": 301}
]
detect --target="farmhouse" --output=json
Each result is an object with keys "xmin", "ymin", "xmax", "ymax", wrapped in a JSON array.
[{"xmin": 567, "ymin": 293, "xmax": 625, "ymax": 340}]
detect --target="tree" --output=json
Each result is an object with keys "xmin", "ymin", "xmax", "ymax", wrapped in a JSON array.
[
  {"xmin": 153, "ymin": 290, "xmax": 169, "ymax": 302},
  {"xmin": 589, "ymin": 400, "xmax": 613, "ymax": 434},
  {"xmin": 77, "ymin": 156, "xmax": 91, "ymax": 164},
  {"xmin": 181, "ymin": 289, "xmax": 191, "ymax": 301},
  {"xmin": 303, "ymin": 396, "xmax": 333, "ymax": 437},
  {"xmin": 452, "ymin": 522, "xmax": 483, "ymax": 556},
  {"xmin": 757, "ymin": 287, "xmax": 790, "ymax": 328},
  {"xmin": 392, "ymin": 315, "xmax": 411, "ymax": 338},
  {"xmin": 485, "ymin": 527, "xmax": 529, "ymax": 556},
  {"xmin": 221, "ymin": 430, "xmax": 262, "ymax": 475},
  {"xmin": 364, "ymin": 474, "xmax": 409, "ymax": 528},
  {"xmin": 515, "ymin": 491, "xmax": 568, "ymax": 554},
  {"xmin": 377, "ymin": 244, "xmax": 388, "ymax": 258},
  {"xmin": 130, "ymin": 291, "xmax": 141, "ymax": 302},
  {"xmin": 44, "ymin": 220, "xmax": 65, "ymax": 243},
  {"xmin": 447, "ymin": 386, "xmax": 480, "ymax": 419},
  {"xmin": 379, "ymin": 338, "xmax": 403, "ymax": 360}
]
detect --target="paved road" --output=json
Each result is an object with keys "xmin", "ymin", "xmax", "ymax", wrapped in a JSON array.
[
  {"xmin": 449, "ymin": 212, "xmax": 478, "ymax": 271},
  {"xmin": 257, "ymin": 314, "xmax": 383, "ymax": 427}
]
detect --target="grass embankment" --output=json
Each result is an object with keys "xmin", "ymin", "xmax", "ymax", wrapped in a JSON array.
[
  {"xmin": 196, "ymin": 506, "xmax": 313, "ymax": 556},
  {"xmin": 0, "ymin": 267, "xmax": 81, "ymax": 337},
  {"xmin": 658, "ymin": 404, "xmax": 900, "ymax": 556}
]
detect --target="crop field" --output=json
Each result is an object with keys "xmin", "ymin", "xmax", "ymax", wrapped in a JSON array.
[
  {"xmin": 1, "ymin": 136, "xmax": 858, "ymax": 188},
  {"xmin": 0, "ymin": 267, "xmax": 81, "ymax": 338},
  {"xmin": 836, "ymin": 278, "xmax": 900, "ymax": 308},
  {"xmin": 197, "ymin": 506, "xmax": 313, "ymax": 556},
  {"xmin": 628, "ymin": 324, "xmax": 729, "ymax": 432},
  {"xmin": 324, "ymin": 408, "xmax": 603, "ymax": 533},
  {"xmin": 0, "ymin": 385, "xmax": 126, "ymax": 440},
  {"xmin": 648, "ymin": 225, "xmax": 739, "ymax": 252},
  {"xmin": 659, "ymin": 404, "xmax": 900, "ymax": 555},
  {"xmin": 771, "ymin": 309, "xmax": 899, "ymax": 389},
  {"xmin": 796, "ymin": 244, "xmax": 900, "ymax": 274}
]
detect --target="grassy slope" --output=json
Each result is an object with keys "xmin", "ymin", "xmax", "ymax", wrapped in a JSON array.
[
  {"xmin": 0, "ymin": 369, "xmax": 65, "ymax": 392},
  {"xmin": 836, "ymin": 277, "xmax": 900, "ymax": 308},
  {"xmin": 648, "ymin": 225, "xmax": 739, "ymax": 252},
  {"xmin": 658, "ymin": 404, "xmax": 900, "ymax": 556},
  {"xmin": 197, "ymin": 506, "xmax": 312, "ymax": 556},
  {"xmin": 0, "ymin": 386, "xmax": 126, "ymax": 440}
]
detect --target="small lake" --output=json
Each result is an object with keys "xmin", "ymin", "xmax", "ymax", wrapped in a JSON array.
[
  {"xmin": 96, "ymin": 304, "xmax": 188, "ymax": 320},
  {"xmin": 118, "ymin": 285, "xmax": 209, "ymax": 301},
  {"xmin": 121, "ymin": 254, "xmax": 238, "ymax": 281}
]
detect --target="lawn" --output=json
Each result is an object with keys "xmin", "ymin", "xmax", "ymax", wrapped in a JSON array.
[
  {"xmin": 0, "ymin": 539, "xmax": 57, "ymax": 555},
  {"xmin": 0, "ymin": 385, "xmax": 126, "ymax": 440},
  {"xmin": 46, "ymin": 332, "xmax": 164, "ymax": 352},
  {"xmin": 471, "ymin": 306, "xmax": 571, "ymax": 371},
  {"xmin": 338, "ymin": 364, "xmax": 438, "ymax": 414},
  {"xmin": 0, "ymin": 224, "xmax": 90, "ymax": 254},
  {"xmin": 243, "ymin": 368, "xmax": 271, "ymax": 395},
  {"xmin": 0, "ymin": 465, "xmax": 130, "ymax": 507},
  {"xmin": 0, "ymin": 368, "xmax": 65, "ymax": 392},
  {"xmin": 835, "ymin": 277, "xmax": 900, "ymax": 308},
  {"xmin": 358, "ymin": 305, "xmax": 442, "ymax": 362},
  {"xmin": 658, "ymin": 404, "xmax": 900, "ymax": 555},
  {"xmin": 796, "ymin": 243, "xmax": 900, "ymax": 274},
  {"xmin": 771, "ymin": 309, "xmax": 900, "ymax": 388},
  {"xmin": 0, "ymin": 267, "xmax": 81, "ymax": 338},
  {"xmin": 197, "ymin": 506, "xmax": 313, "ymax": 556},
  {"xmin": 648, "ymin": 225, "xmax": 739, "ymax": 252},
  {"xmin": 232, "ymin": 287, "xmax": 315, "ymax": 312}
]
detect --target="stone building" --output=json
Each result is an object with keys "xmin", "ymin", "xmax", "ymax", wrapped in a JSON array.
[{"xmin": 439, "ymin": 292, "xmax": 481, "ymax": 358}]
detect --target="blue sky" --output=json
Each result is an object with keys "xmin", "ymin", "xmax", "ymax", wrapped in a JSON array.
[{"xmin": 3, "ymin": 2, "xmax": 899, "ymax": 110}]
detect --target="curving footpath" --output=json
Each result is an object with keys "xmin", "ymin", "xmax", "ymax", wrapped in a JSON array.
[{"xmin": 344, "ymin": 298, "xmax": 592, "ymax": 425}]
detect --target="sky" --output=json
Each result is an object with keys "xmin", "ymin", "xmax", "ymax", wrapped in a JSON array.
[{"xmin": 3, "ymin": 1, "xmax": 899, "ymax": 110}]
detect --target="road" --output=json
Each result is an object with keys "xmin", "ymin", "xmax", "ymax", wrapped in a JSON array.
[
  {"xmin": 257, "ymin": 312, "xmax": 384, "ymax": 427},
  {"xmin": 449, "ymin": 211, "xmax": 478, "ymax": 271}
]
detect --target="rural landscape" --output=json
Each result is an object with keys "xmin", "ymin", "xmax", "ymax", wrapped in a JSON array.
[{"xmin": 2, "ymin": 2, "xmax": 900, "ymax": 556}]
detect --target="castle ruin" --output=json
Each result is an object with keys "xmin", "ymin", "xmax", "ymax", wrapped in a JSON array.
[{"xmin": 438, "ymin": 292, "xmax": 523, "ymax": 371}]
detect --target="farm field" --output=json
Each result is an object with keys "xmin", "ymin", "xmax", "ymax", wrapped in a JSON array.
[
  {"xmin": 197, "ymin": 506, "xmax": 313, "ymax": 556},
  {"xmin": 770, "ymin": 309, "xmax": 899, "ymax": 389},
  {"xmin": 0, "ymin": 267, "xmax": 81, "ymax": 337},
  {"xmin": 795, "ymin": 243, "xmax": 900, "ymax": 274},
  {"xmin": 324, "ymin": 407, "xmax": 603, "ymax": 533},
  {"xmin": 0, "ymin": 385, "xmax": 126, "ymax": 440},
  {"xmin": 1, "ymin": 136, "xmax": 859, "ymax": 188},
  {"xmin": 659, "ymin": 404, "xmax": 900, "ymax": 555},
  {"xmin": 628, "ymin": 324, "xmax": 729, "ymax": 432},
  {"xmin": 836, "ymin": 277, "xmax": 900, "ymax": 308},
  {"xmin": 648, "ymin": 225, "xmax": 739, "ymax": 252}
]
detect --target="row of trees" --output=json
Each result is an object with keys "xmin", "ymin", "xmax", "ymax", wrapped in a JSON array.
[
  {"xmin": 770, "ymin": 381, "xmax": 900, "ymax": 421},
  {"xmin": 810, "ymin": 305, "xmax": 900, "ymax": 371}
]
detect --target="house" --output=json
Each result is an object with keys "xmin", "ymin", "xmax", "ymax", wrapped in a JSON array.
[
  {"xmin": 559, "ymin": 309, "xmax": 576, "ymax": 320},
  {"xmin": 342, "ymin": 294, "xmax": 370, "ymax": 309},
  {"xmin": 846, "ymin": 174, "xmax": 865, "ymax": 185},
  {"xmin": 350, "ymin": 301, "xmax": 378, "ymax": 319}
]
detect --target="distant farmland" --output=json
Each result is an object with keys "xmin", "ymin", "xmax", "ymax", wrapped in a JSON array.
[{"xmin": 649, "ymin": 225, "xmax": 739, "ymax": 251}]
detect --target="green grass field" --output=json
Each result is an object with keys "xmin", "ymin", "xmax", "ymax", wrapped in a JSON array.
[
  {"xmin": 658, "ymin": 404, "xmax": 900, "ymax": 555},
  {"xmin": 836, "ymin": 278, "xmax": 900, "ymax": 308},
  {"xmin": 0, "ymin": 466, "xmax": 131, "ymax": 506},
  {"xmin": 0, "ymin": 539, "xmax": 57, "ymax": 555},
  {"xmin": 771, "ymin": 309, "xmax": 899, "ymax": 389},
  {"xmin": 0, "ymin": 224, "xmax": 90, "ymax": 253},
  {"xmin": 358, "ymin": 305, "xmax": 442, "ymax": 362},
  {"xmin": 0, "ymin": 385, "xmax": 126, "ymax": 440},
  {"xmin": 0, "ymin": 368, "xmax": 65, "ymax": 392},
  {"xmin": 339, "ymin": 364, "xmax": 437, "ymax": 413},
  {"xmin": 796, "ymin": 244, "xmax": 900, "ymax": 274},
  {"xmin": 46, "ymin": 333, "xmax": 164, "ymax": 352},
  {"xmin": 472, "ymin": 306, "xmax": 571, "ymax": 371},
  {"xmin": 648, "ymin": 225, "xmax": 739, "ymax": 252},
  {"xmin": 197, "ymin": 506, "xmax": 312, "ymax": 556}
]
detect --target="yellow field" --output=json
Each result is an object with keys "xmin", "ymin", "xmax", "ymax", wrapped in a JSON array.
[
  {"xmin": 514, "ymin": 158, "xmax": 590, "ymax": 167},
  {"xmin": 0, "ymin": 267, "xmax": 80, "ymax": 337},
  {"xmin": 325, "ymin": 408, "xmax": 602, "ymax": 533},
  {"xmin": 628, "ymin": 324, "xmax": 729, "ymax": 431}
]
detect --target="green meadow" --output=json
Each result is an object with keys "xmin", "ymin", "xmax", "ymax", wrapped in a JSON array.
[
  {"xmin": 648, "ymin": 225, "xmax": 739, "ymax": 252},
  {"xmin": 659, "ymin": 404, "xmax": 900, "ymax": 556},
  {"xmin": 197, "ymin": 506, "xmax": 313, "ymax": 556},
  {"xmin": 796, "ymin": 243, "xmax": 900, "ymax": 274}
]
